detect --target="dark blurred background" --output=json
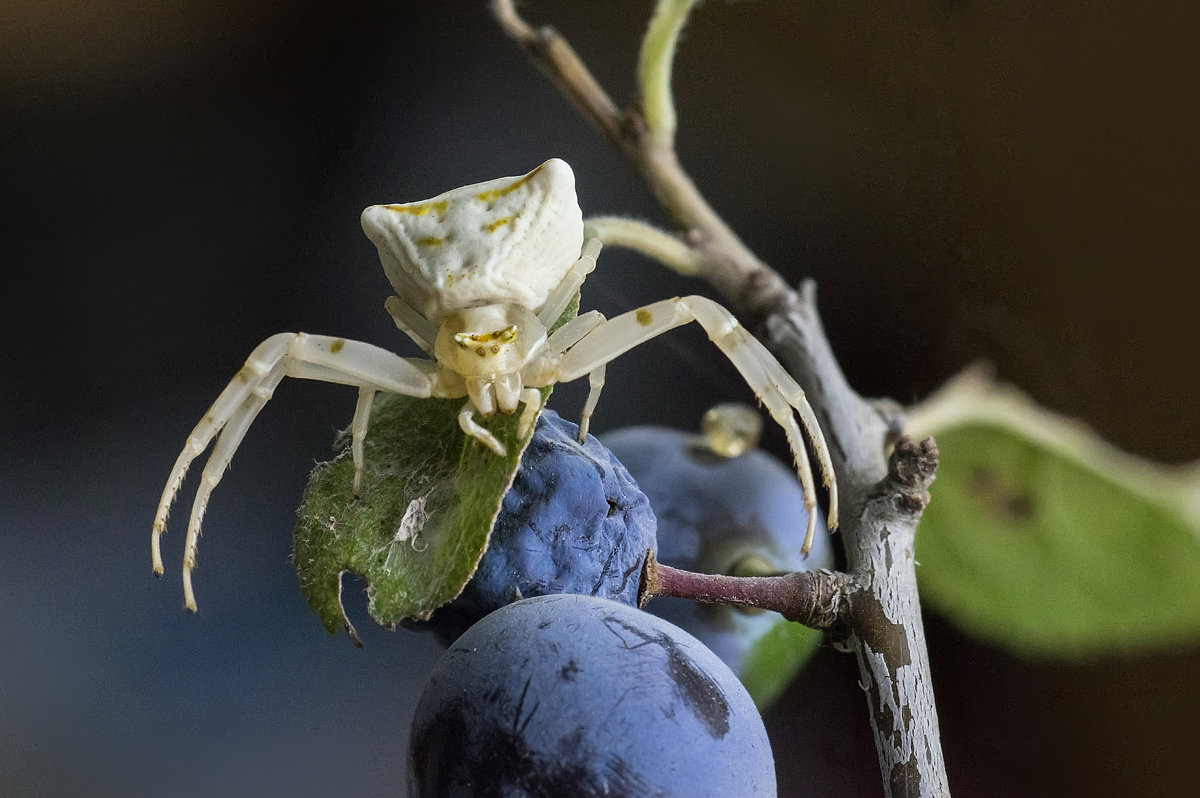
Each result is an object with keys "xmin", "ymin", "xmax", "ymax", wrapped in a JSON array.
[{"xmin": 1, "ymin": 1, "xmax": 1196, "ymax": 795}]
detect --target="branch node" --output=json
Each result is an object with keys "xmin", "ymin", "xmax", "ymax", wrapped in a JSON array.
[
  {"xmin": 894, "ymin": 433, "xmax": 938, "ymax": 486},
  {"xmin": 637, "ymin": 549, "xmax": 660, "ymax": 609},
  {"xmin": 621, "ymin": 106, "xmax": 649, "ymax": 142}
]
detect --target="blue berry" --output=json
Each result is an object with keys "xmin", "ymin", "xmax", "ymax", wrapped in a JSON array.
[
  {"xmin": 409, "ymin": 594, "xmax": 776, "ymax": 796},
  {"xmin": 603, "ymin": 425, "xmax": 832, "ymax": 676},
  {"xmin": 430, "ymin": 410, "xmax": 657, "ymax": 640}
]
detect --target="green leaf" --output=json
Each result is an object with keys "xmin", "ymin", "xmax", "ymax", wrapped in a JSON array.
[
  {"xmin": 293, "ymin": 298, "xmax": 581, "ymax": 644},
  {"xmin": 740, "ymin": 619, "xmax": 823, "ymax": 710},
  {"xmin": 908, "ymin": 366, "xmax": 1200, "ymax": 659},
  {"xmin": 293, "ymin": 389, "xmax": 548, "ymax": 644}
]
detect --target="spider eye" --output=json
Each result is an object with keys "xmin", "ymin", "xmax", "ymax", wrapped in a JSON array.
[{"xmin": 454, "ymin": 325, "xmax": 519, "ymax": 350}]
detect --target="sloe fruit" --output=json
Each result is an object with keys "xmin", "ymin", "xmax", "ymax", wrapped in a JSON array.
[
  {"xmin": 603, "ymin": 425, "xmax": 832, "ymax": 676},
  {"xmin": 409, "ymin": 593, "xmax": 776, "ymax": 797},
  {"xmin": 428, "ymin": 410, "xmax": 656, "ymax": 642}
]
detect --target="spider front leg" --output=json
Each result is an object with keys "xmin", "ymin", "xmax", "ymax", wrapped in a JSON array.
[
  {"xmin": 535, "ymin": 309, "xmax": 607, "ymax": 441},
  {"xmin": 536, "ymin": 237, "xmax": 602, "ymax": 329},
  {"xmin": 152, "ymin": 332, "xmax": 438, "ymax": 611},
  {"xmin": 550, "ymin": 296, "xmax": 838, "ymax": 555}
]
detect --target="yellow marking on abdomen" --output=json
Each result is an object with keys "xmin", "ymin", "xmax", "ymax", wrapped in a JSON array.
[
  {"xmin": 483, "ymin": 216, "xmax": 515, "ymax": 233},
  {"xmin": 383, "ymin": 200, "xmax": 448, "ymax": 216},
  {"xmin": 475, "ymin": 162, "xmax": 546, "ymax": 203},
  {"xmin": 417, "ymin": 236, "xmax": 445, "ymax": 247}
]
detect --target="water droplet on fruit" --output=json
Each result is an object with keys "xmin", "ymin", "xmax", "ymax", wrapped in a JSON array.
[{"xmin": 701, "ymin": 403, "xmax": 762, "ymax": 458}]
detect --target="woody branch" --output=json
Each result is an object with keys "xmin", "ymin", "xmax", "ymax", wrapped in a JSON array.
[{"xmin": 492, "ymin": 2, "xmax": 951, "ymax": 796}]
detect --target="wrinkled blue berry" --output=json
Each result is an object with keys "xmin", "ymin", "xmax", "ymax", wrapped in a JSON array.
[
  {"xmin": 603, "ymin": 425, "xmax": 832, "ymax": 676},
  {"xmin": 409, "ymin": 594, "xmax": 776, "ymax": 797},
  {"xmin": 430, "ymin": 410, "xmax": 657, "ymax": 641}
]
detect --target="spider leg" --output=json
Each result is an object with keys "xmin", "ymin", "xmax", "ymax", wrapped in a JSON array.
[
  {"xmin": 458, "ymin": 401, "xmax": 506, "ymax": 457},
  {"xmin": 527, "ymin": 310, "xmax": 607, "ymax": 441},
  {"xmin": 682, "ymin": 297, "xmax": 838, "ymax": 541},
  {"xmin": 544, "ymin": 308, "xmax": 605, "ymax": 352},
  {"xmin": 536, "ymin": 237, "xmax": 602, "ymax": 328},
  {"xmin": 153, "ymin": 333, "xmax": 291, "ymax": 578},
  {"xmin": 384, "ymin": 294, "xmax": 438, "ymax": 355},
  {"xmin": 515, "ymin": 387, "xmax": 544, "ymax": 440},
  {"xmin": 180, "ymin": 358, "xmax": 286, "ymax": 612},
  {"xmin": 350, "ymin": 387, "xmax": 374, "ymax": 496},
  {"xmin": 278, "ymin": 348, "xmax": 443, "ymax": 499},
  {"xmin": 551, "ymin": 295, "xmax": 838, "ymax": 553},
  {"xmin": 577, "ymin": 363, "xmax": 606, "ymax": 443},
  {"xmin": 719, "ymin": 350, "xmax": 823, "ymax": 555},
  {"xmin": 153, "ymin": 332, "xmax": 439, "ymax": 611}
]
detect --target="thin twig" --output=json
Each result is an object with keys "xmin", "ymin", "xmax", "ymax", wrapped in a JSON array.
[
  {"xmin": 638, "ymin": 0, "xmax": 701, "ymax": 148},
  {"xmin": 492, "ymin": 0, "xmax": 792, "ymax": 322},
  {"xmin": 584, "ymin": 215, "xmax": 705, "ymax": 276},
  {"xmin": 492, "ymin": 0, "xmax": 627, "ymax": 151}
]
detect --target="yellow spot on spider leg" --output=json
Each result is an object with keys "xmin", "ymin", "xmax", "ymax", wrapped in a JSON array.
[
  {"xmin": 636, "ymin": 309, "xmax": 654, "ymax": 326},
  {"xmin": 330, "ymin": 338, "xmax": 345, "ymax": 354}
]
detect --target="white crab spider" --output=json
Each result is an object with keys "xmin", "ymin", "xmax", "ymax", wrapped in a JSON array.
[{"xmin": 152, "ymin": 158, "xmax": 838, "ymax": 611}]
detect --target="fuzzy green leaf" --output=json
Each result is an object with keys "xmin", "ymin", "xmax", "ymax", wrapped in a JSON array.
[
  {"xmin": 293, "ymin": 293, "xmax": 581, "ymax": 644},
  {"xmin": 293, "ymin": 389, "xmax": 548, "ymax": 644},
  {"xmin": 909, "ymin": 367, "xmax": 1200, "ymax": 659}
]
